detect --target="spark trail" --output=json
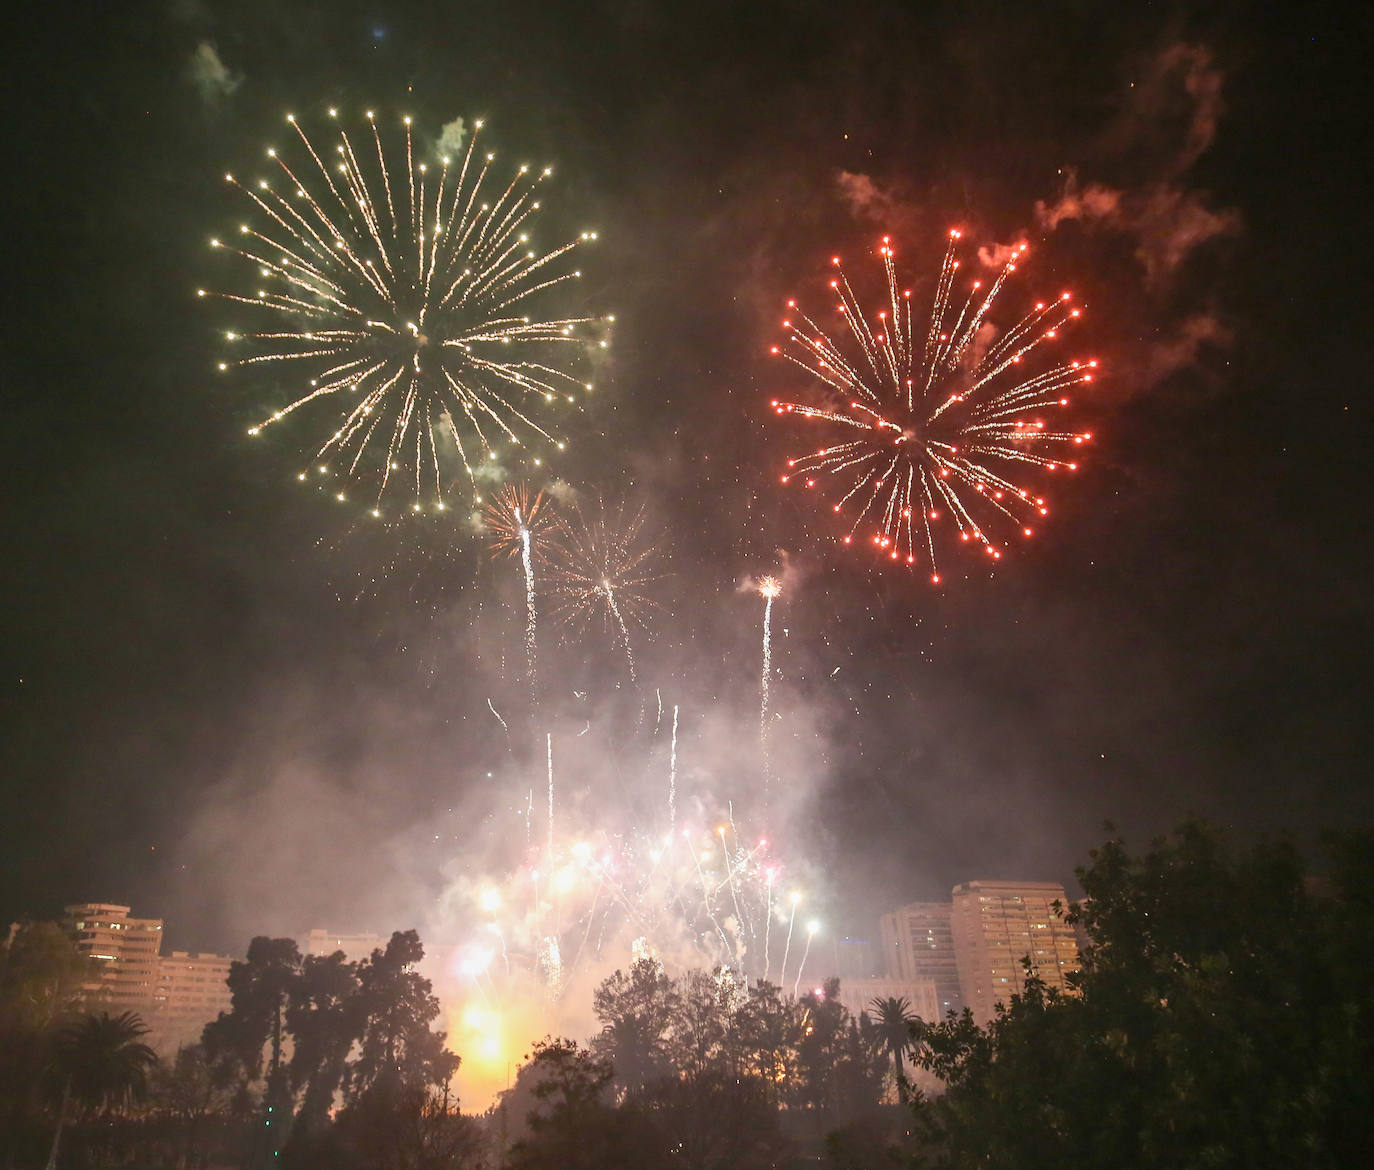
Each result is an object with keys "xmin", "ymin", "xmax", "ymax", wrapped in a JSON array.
[
  {"xmin": 768, "ymin": 232, "xmax": 1098, "ymax": 581},
  {"xmin": 484, "ymin": 484, "xmax": 554, "ymax": 689},
  {"xmin": 793, "ymin": 920, "xmax": 818, "ymax": 998},
  {"xmin": 779, "ymin": 891, "xmax": 801, "ymax": 988},
  {"xmin": 758, "ymin": 577, "xmax": 781, "ymax": 778},
  {"xmin": 520, "ymin": 522, "xmax": 536, "ymax": 683},
  {"xmin": 668, "ymin": 704, "xmax": 679, "ymax": 832},
  {"xmin": 207, "ymin": 109, "xmax": 609, "ymax": 514}
]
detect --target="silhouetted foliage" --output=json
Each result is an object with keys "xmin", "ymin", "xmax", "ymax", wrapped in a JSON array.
[
  {"xmin": 502, "ymin": 1037, "xmax": 656, "ymax": 1170},
  {"xmin": 912, "ymin": 822, "xmax": 1374, "ymax": 1169},
  {"xmin": 868, "ymin": 994, "xmax": 921, "ymax": 1102},
  {"xmin": 201, "ymin": 930, "xmax": 460, "ymax": 1169},
  {"xmin": 54, "ymin": 1010, "xmax": 158, "ymax": 1114},
  {"xmin": 0, "ymin": 922, "xmax": 95, "ymax": 1164}
]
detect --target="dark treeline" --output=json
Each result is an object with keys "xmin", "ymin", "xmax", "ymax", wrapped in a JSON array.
[
  {"xmin": 910, "ymin": 822, "xmax": 1374, "ymax": 1169},
  {"xmin": 3, "ymin": 821, "xmax": 1372, "ymax": 1168}
]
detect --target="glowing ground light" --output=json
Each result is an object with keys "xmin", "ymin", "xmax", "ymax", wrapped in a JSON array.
[
  {"xmin": 205, "ymin": 109, "xmax": 610, "ymax": 514},
  {"xmin": 768, "ymin": 232, "xmax": 1098, "ymax": 582}
]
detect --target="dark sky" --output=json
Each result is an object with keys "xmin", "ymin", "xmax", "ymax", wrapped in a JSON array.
[{"xmin": 4, "ymin": 0, "xmax": 1371, "ymax": 956}]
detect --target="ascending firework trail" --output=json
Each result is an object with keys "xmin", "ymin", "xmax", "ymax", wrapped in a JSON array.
[
  {"xmin": 757, "ymin": 577, "xmax": 782, "ymax": 783},
  {"xmin": 484, "ymin": 483, "xmax": 554, "ymax": 691}
]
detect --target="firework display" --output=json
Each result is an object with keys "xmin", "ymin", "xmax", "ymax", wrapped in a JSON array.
[
  {"xmin": 459, "ymin": 805, "xmax": 793, "ymax": 991},
  {"xmin": 198, "ymin": 105, "xmax": 1114, "ymax": 1113},
  {"xmin": 484, "ymin": 483, "xmax": 556, "ymax": 686},
  {"xmin": 545, "ymin": 497, "xmax": 663, "ymax": 683},
  {"xmin": 205, "ymin": 109, "xmax": 609, "ymax": 513},
  {"xmin": 444, "ymin": 713, "xmax": 815, "ymax": 1091},
  {"xmin": 769, "ymin": 232, "xmax": 1097, "ymax": 581},
  {"xmin": 757, "ymin": 576, "xmax": 781, "ymax": 779}
]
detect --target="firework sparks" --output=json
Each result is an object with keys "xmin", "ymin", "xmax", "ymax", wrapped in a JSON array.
[
  {"xmin": 792, "ymin": 919, "xmax": 819, "ymax": 998},
  {"xmin": 451, "ymin": 704, "xmax": 808, "ymax": 1009},
  {"xmin": 484, "ymin": 483, "xmax": 556, "ymax": 688},
  {"xmin": 546, "ymin": 497, "xmax": 662, "ymax": 682},
  {"xmin": 779, "ymin": 890, "xmax": 801, "ymax": 988},
  {"xmin": 768, "ymin": 232, "xmax": 1097, "ymax": 581},
  {"xmin": 668, "ymin": 704, "xmax": 679, "ymax": 833},
  {"xmin": 762, "ymin": 867, "xmax": 776, "ymax": 982},
  {"xmin": 758, "ymin": 576, "xmax": 781, "ymax": 778},
  {"xmin": 207, "ymin": 109, "xmax": 610, "ymax": 513}
]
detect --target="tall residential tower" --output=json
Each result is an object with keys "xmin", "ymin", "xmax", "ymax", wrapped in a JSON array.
[{"xmin": 949, "ymin": 880, "xmax": 1080, "ymax": 1023}]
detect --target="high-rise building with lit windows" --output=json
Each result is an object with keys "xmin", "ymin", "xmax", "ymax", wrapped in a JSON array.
[
  {"xmin": 63, "ymin": 903, "xmax": 236, "ymax": 1048},
  {"xmin": 152, "ymin": 951, "xmax": 234, "ymax": 1043},
  {"xmin": 949, "ymin": 880, "xmax": 1080, "ymax": 1023},
  {"xmin": 63, "ymin": 903, "xmax": 164, "ymax": 1009},
  {"xmin": 879, "ymin": 901, "xmax": 964, "ymax": 1020}
]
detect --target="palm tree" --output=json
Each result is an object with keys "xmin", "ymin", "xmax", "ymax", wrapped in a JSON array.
[
  {"xmin": 868, "ymin": 996, "xmax": 920, "ymax": 1104},
  {"xmin": 45, "ymin": 1010, "xmax": 158, "ymax": 1169}
]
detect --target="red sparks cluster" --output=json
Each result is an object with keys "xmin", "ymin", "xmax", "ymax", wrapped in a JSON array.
[{"xmin": 767, "ymin": 231, "xmax": 1098, "ymax": 583}]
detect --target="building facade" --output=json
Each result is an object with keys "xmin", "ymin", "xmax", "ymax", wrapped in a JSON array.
[
  {"xmin": 63, "ymin": 903, "xmax": 236, "ymax": 1049},
  {"xmin": 63, "ymin": 903, "xmax": 164, "ymax": 1010},
  {"xmin": 151, "ymin": 951, "xmax": 234, "ymax": 1045},
  {"xmin": 949, "ymin": 880, "xmax": 1081, "ymax": 1023},
  {"xmin": 833, "ymin": 976, "xmax": 940, "ymax": 1027},
  {"xmin": 879, "ymin": 901, "xmax": 963, "ymax": 1020},
  {"xmin": 828, "ymin": 936, "xmax": 878, "ymax": 981}
]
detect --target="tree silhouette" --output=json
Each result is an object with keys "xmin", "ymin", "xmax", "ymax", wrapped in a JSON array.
[
  {"xmin": 869, "ymin": 995, "xmax": 920, "ymax": 1103},
  {"xmin": 590, "ymin": 957, "xmax": 678, "ymax": 1096},
  {"xmin": 914, "ymin": 822, "xmax": 1374, "ymax": 1168},
  {"xmin": 45, "ymin": 1010, "xmax": 157, "ymax": 1169}
]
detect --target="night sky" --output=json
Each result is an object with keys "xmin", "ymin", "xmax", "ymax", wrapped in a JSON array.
[{"xmin": 4, "ymin": 0, "xmax": 1371, "ymax": 957}]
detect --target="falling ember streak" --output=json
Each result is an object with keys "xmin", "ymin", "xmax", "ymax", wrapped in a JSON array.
[
  {"xmin": 668, "ymin": 704, "xmax": 679, "ymax": 832},
  {"xmin": 758, "ymin": 577, "xmax": 781, "ymax": 780},
  {"xmin": 779, "ymin": 894, "xmax": 800, "ymax": 989},
  {"xmin": 691, "ymin": 836, "xmax": 734, "ymax": 957},
  {"xmin": 719, "ymin": 827, "xmax": 746, "ymax": 936},
  {"xmin": 793, "ymin": 923, "xmax": 818, "ymax": 998},
  {"xmin": 484, "ymin": 484, "xmax": 553, "ymax": 689},
  {"xmin": 763, "ymin": 870, "xmax": 775, "ymax": 983},
  {"xmin": 486, "ymin": 698, "xmax": 509, "ymax": 735},
  {"xmin": 768, "ymin": 233, "xmax": 1097, "ymax": 577},
  {"xmin": 210, "ymin": 110, "xmax": 606, "ymax": 513},
  {"xmin": 604, "ymin": 584, "xmax": 639, "ymax": 683},
  {"xmin": 519, "ymin": 518, "xmax": 536, "ymax": 686},
  {"xmin": 546, "ymin": 732, "xmax": 554, "ymax": 858}
]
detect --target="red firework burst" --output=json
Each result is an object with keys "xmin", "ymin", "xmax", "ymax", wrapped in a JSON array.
[{"xmin": 768, "ymin": 231, "xmax": 1098, "ymax": 583}]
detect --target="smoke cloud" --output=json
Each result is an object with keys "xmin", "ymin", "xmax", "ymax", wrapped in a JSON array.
[
  {"xmin": 835, "ymin": 170, "xmax": 923, "ymax": 240},
  {"xmin": 437, "ymin": 116, "xmax": 468, "ymax": 159},
  {"xmin": 976, "ymin": 241, "xmax": 1023, "ymax": 269},
  {"xmin": 1035, "ymin": 175, "xmax": 1239, "ymax": 288},
  {"xmin": 187, "ymin": 42, "xmax": 241, "ymax": 104},
  {"xmin": 1036, "ymin": 43, "xmax": 1240, "ymax": 288}
]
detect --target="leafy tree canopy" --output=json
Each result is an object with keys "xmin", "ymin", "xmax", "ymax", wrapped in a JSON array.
[{"xmin": 914, "ymin": 821, "xmax": 1374, "ymax": 1170}]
